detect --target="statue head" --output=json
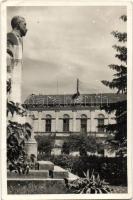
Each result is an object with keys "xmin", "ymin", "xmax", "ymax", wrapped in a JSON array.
[{"xmin": 11, "ymin": 16, "xmax": 27, "ymax": 37}]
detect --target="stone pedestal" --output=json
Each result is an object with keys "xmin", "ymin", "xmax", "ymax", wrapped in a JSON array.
[
  {"xmin": 37, "ymin": 161, "xmax": 54, "ymax": 171},
  {"xmin": 24, "ymin": 113, "xmax": 38, "ymax": 158},
  {"xmin": 25, "ymin": 138, "xmax": 38, "ymax": 158},
  {"xmin": 53, "ymin": 166, "xmax": 68, "ymax": 179},
  {"xmin": 10, "ymin": 60, "xmax": 22, "ymax": 104}
]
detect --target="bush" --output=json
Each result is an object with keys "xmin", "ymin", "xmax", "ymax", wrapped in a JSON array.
[
  {"xmin": 100, "ymin": 157, "xmax": 127, "ymax": 185},
  {"xmin": 50, "ymin": 154, "xmax": 79, "ymax": 171},
  {"xmin": 35, "ymin": 135, "xmax": 54, "ymax": 156},
  {"xmin": 7, "ymin": 119, "xmax": 32, "ymax": 174},
  {"xmin": 62, "ymin": 142, "xmax": 70, "ymax": 154},
  {"xmin": 62, "ymin": 135, "xmax": 97, "ymax": 156},
  {"xmin": 72, "ymin": 156, "xmax": 127, "ymax": 186},
  {"xmin": 44, "ymin": 154, "xmax": 127, "ymax": 186}
]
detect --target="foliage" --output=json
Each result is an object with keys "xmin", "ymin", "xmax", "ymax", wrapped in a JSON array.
[
  {"xmin": 101, "ymin": 15, "xmax": 127, "ymax": 155},
  {"xmin": 7, "ymin": 180, "xmax": 127, "ymax": 194},
  {"xmin": 74, "ymin": 156, "xmax": 127, "ymax": 186},
  {"xmin": 62, "ymin": 142, "xmax": 70, "ymax": 154},
  {"xmin": 62, "ymin": 135, "xmax": 97, "ymax": 156},
  {"xmin": 35, "ymin": 135, "xmax": 54, "ymax": 156},
  {"xmin": 30, "ymin": 154, "xmax": 36, "ymax": 163},
  {"xmin": 100, "ymin": 156, "xmax": 127, "ymax": 186},
  {"xmin": 7, "ymin": 101, "xmax": 27, "ymax": 117},
  {"xmin": 65, "ymin": 170, "xmax": 112, "ymax": 193},
  {"xmin": 50, "ymin": 154, "xmax": 78, "ymax": 172},
  {"xmin": 7, "ymin": 77, "xmax": 32, "ymax": 174},
  {"xmin": 7, "ymin": 79, "xmax": 11, "ymax": 93},
  {"xmin": 7, "ymin": 120, "xmax": 32, "ymax": 174},
  {"xmin": 48, "ymin": 154, "xmax": 127, "ymax": 186},
  {"xmin": 102, "ymin": 15, "xmax": 127, "ymax": 93}
]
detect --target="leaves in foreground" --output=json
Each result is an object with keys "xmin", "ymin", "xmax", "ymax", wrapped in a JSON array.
[{"xmin": 65, "ymin": 170, "xmax": 113, "ymax": 194}]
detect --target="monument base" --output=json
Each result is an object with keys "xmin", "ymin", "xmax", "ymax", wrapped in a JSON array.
[{"xmin": 25, "ymin": 138, "xmax": 38, "ymax": 158}]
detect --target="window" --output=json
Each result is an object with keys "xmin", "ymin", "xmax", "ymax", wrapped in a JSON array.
[
  {"xmin": 81, "ymin": 114, "xmax": 87, "ymax": 133},
  {"xmin": 97, "ymin": 114, "xmax": 104, "ymax": 132},
  {"xmin": 63, "ymin": 114, "xmax": 69, "ymax": 132},
  {"xmin": 45, "ymin": 114, "xmax": 51, "ymax": 132}
]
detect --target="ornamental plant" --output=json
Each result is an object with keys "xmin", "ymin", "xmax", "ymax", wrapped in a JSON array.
[{"xmin": 65, "ymin": 170, "xmax": 113, "ymax": 194}]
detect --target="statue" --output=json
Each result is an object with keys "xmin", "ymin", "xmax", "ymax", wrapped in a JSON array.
[
  {"xmin": 7, "ymin": 16, "xmax": 27, "ymax": 103},
  {"xmin": 7, "ymin": 16, "xmax": 37, "ymax": 158}
]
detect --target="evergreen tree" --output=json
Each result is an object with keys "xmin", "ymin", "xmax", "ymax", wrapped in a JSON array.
[{"xmin": 101, "ymin": 15, "xmax": 127, "ymax": 156}]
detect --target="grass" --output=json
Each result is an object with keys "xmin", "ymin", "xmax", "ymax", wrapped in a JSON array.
[
  {"xmin": 110, "ymin": 185, "xmax": 127, "ymax": 193},
  {"xmin": 8, "ymin": 180, "xmax": 67, "ymax": 194},
  {"xmin": 7, "ymin": 180, "xmax": 127, "ymax": 194}
]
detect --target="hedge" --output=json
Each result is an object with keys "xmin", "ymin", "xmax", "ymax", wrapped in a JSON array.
[{"xmin": 48, "ymin": 155, "xmax": 127, "ymax": 186}]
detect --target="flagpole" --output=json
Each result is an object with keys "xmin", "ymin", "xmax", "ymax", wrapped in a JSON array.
[{"xmin": 77, "ymin": 78, "xmax": 79, "ymax": 94}]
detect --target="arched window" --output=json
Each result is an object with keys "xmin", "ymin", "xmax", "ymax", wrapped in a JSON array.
[
  {"xmin": 63, "ymin": 114, "xmax": 69, "ymax": 132},
  {"xmin": 97, "ymin": 114, "xmax": 105, "ymax": 132},
  {"xmin": 81, "ymin": 114, "xmax": 87, "ymax": 133},
  {"xmin": 45, "ymin": 114, "xmax": 52, "ymax": 132}
]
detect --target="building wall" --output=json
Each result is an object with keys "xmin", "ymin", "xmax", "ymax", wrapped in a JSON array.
[
  {"xmin": 32, "ymin": 108, "xmax": 117, "ymax": 156},
  {"xmin": 33, "ymin": 108, "xmax": 115, "ymax": 135}
]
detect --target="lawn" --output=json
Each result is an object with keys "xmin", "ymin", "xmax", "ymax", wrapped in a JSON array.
[
  {"xmin": 110, "ymin": 185, "xmax": 127, "ymax": 193},
  {"xmin": 7, "ymin": 180, "xmax": 127, "ymax": 194}
]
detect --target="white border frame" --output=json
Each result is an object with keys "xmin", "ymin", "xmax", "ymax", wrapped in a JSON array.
[{"xmin": 1, "ymin": 1, "xmax": 132, "ymax": 199}]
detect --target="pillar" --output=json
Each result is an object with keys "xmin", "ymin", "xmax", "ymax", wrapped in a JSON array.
[
  {"xmin": 72, "ymin": 110, "xmax": 77, "ymax": 132},
  {"xmin": 87, "ymin": 119, "xmax": 91, "ymax": 132},
  {"xmin": 25, "ymin": 113, "xmax": 37, "ymax": 158},
  {"xmin": 90, "ymin": 110, "xmax": 96, "ymax": 132},
  {"xmin": 55, "ymin": 110, "xmax": 59, "ymax": 132},
  {"xmin": 10, "ymin": 61, "xmax": 22, "ymax": 103},
  {"xmin": 38, "ymin": 111, "xmax": 42, "ymax": 133}
]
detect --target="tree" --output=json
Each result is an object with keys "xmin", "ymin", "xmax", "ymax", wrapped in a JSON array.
[
  {"xmin": 35, "ymin": 135, "xmax": 54, "ymax": 156},
  {"xmin": 62, "ymin": 142, "xmax": 70, "ymax": 155},
  {"xmin": 63, "ymin": 135, "xmax": 97, "ymax": 156},
  {"xmin": 101, "ymin": 15, "xmax": 127, "ymax": 156}
]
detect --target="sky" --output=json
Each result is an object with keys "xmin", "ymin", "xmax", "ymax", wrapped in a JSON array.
[{"xmin": 7, "ymin": 6, "xmax": 127, "ymax": 102}]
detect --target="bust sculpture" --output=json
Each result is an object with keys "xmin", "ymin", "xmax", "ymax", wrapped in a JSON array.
[
  {"xmin": 7, "ymin": 16, "xmax": 27, "ymax": 61},
  {"xmin": 7, "ymin": 16, "xmax": 27, "ymax": 103}
]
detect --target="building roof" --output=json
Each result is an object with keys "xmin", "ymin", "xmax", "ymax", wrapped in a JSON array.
[{"xmin": 23, "ymin": 93, "xmax": 126, "ymax": 111}]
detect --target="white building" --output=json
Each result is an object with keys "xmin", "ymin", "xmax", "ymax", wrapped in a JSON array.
[{"xmin": 24, "ymin": 93, "xmax": 126, "ymax": 156}]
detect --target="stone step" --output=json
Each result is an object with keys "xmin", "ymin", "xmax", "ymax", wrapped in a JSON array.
[
  {"xmin": 36, "ymin": 161, "xmax": 54, "ymax": 171},
  {"xmin": 53, "ymin": 166, "xmax": 68, "ymax": 179},
  {"xmin": 7, "ymin": 170, "xmax": 49, "ymax": 179},
  {"xmin": 7, "ymin": 167, "xmax": 78, "ymax": 181}
]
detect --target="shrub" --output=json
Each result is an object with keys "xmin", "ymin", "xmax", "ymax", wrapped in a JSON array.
[
  {"xmin": 50, "ymin": 154, "xmax": 79, "ymax": 172},
  {"xmin": 62, "ymin": 135, "xmax": 97, "ymax": 156},
  {"xmin": 35, "ymin": 135, "xmax": 54, "ymax": 156},
  {"xmin": 65, "ymin": 170, "xmax": 113, "ymax": 194},
  {"xmin": 100, "ymin": 157, "xmax": 127, "ymax": 185},
  {"xmin": 48, "ymin": 154, "xmax": 127, "ymax": 186},
  {"xmin": 7, "ymin": 118, "xmax": 32, "ymax": 174},
  {"xmin": 71, "ymin": 156, "xmax": 127, "ymax": 186},
  {"xmin": 62, "ymin": 142, "xmax": 70, "ymax": 154}
]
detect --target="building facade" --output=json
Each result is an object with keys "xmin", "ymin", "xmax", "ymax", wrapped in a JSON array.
[{"xmin": 24, "ymin": 93, "xmax": 126, "ymax": 156}]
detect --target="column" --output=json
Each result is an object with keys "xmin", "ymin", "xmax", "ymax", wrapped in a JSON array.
[
  {"xmin": 38, "ymin": 111, "xmax": 42, "ymax": 133},
  {"xmin": 25, "ymin": 112, "xmax": 37, "ymax": 158},
  {"xmin": 55, "ymin": 110, "xmax": 59, "ymax": 132},
  {"xmin": 87, "ymin": 119, "xmax": 91, "ymax": 132},
  {"xmin": 10, "ymin": 61, "xmax": 22, "ymax": 103},
  {"xmin": 72, "ymin": 110, "xmax": 77, "ymax": 132},
  {"xmin": 90, "ymin": 110, "xmax": 96, "ymax": 132}
]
